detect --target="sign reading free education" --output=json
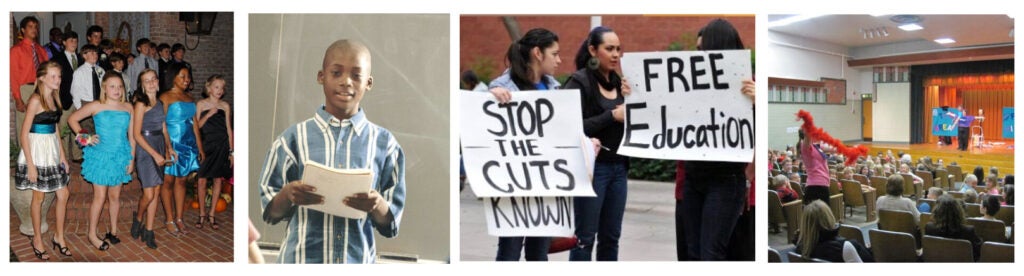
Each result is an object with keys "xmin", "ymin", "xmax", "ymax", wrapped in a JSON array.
[
  {"xmin": 618, "ymin": 50, "xmax": 754, "ymax": 162},
  {"xmin": 931, "ymin": 107, "xmax": 962, "ymax": 137},
  {"xmin": 460, "ymin": 90, "xmax": 595, "ymax": 197}
]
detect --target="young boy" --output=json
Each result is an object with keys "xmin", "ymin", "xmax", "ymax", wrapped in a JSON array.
[{"xmin": 259, "ymin": 40, "xmax": 406, "ymax": 264}]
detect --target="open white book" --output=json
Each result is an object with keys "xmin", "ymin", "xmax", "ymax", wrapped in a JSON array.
[{"xmin": 301, "ymin": 162, "xmax": 374, "ymax": 219}]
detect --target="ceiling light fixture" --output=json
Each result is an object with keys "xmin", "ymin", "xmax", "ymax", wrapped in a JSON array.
[
  {"xmin": 934, "ymin": 38, "xmax": 956, "ymax": 44},
  {"xmin": 898, "ymin": 23, "xmax": 923, "ymax": 31},
  {"xmin": 768, "ymin": 15, "xmax": 824, "ymax": 28}
]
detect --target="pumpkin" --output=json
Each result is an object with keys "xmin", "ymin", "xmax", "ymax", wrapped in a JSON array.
[
  {"xmin": 191, "ymin": 200, "xmax": 200, "ymax": 209},
  {"xmin": 215, "ymin": 198, "xmax": 228, "ymax": 212}
]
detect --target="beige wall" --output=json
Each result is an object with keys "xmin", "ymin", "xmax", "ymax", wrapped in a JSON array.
[{"xmin": 248, "ymin": 14, "xmax": 450, "ymax": 262}]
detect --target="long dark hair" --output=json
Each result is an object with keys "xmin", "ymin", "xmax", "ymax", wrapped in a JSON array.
[
  {"xmin": 575, "ymin": 26, "xmax": 613, "ymax": 70},
  {"xmin": 506, "ymin": 28, "xmax": 558, "ymax": 90},
  {"xmin": 698, "ymin": 18, "xmax": 745, "ymax": 51},
  {"xmin": 575, "ymin": 26, "xmax": 622, "ymax": 91},
  {"xmin": 133, "ymin": 68, "xmax": 159, "ymax": 107},
  {"xmin": 932, "ymin": 195, "xmax": 966, "ymax": 234}
]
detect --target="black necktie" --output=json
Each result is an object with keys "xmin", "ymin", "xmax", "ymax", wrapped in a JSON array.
[
  {"xmin": 145, "ymin": 57, "xmax": 150, "ymax": 69},
  {"xmin": 92, "ymin": 65, "xmax": 101, "ymax": 101}
]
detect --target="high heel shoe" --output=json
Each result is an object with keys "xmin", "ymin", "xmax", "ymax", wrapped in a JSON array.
[
  {"xmin": 143, "ymin": 229, "xmax": 158, "ymax": 249},
  {"xmin": 91, "ymin": 238, "xmax": 109, "ymax": 251},
  {"xmin": 195, "ymin": 215, "xmax": 206, "ymax": 229},
  {"xmin": 165, "ymin": 221, "xmax": 182, "ymax": 237},
  {"xmin": 176, "ymin": 219, "xmax": 191, "ymax": 235},
  {"xmin": 32, "ymin": 245, "xmax": 50, "ymax": 260},
  {"xmin": 104, "ymin": 232, "xmax": 121, "ymax": 245},
  {"xmin": 209, "ymin": 216, "xmax": 220, "ymax": 230},
  {"xmin": 51, "ymin": 236, "xmax": 72, "ymax": 257},
  {"xmin": 131, "ymin": 211, "xmax": 143, "ymax": 239}
]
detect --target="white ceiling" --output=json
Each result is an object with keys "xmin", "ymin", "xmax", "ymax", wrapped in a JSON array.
[{"xmin": 768, "ymin": 14, "xmax": 1014, "ymax": 49}]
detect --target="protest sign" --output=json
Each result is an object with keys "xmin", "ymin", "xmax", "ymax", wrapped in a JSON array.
[
  {"xmin": 483, "ymin": 196, "xmax": 574, "ymax": 237},
  {"xmin": 460, "ymin": 90, "xmax": 594, "ymax": 197},
  {"xmin": 618, "ymin": 50, "xmax": 754, "ymax": 161}
]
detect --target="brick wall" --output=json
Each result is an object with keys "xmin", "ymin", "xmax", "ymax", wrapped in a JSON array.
[
  {"xmin": 147, "ymin": 12, "xmax": 235, "ymax": 104},
  {"xmin": 460, "ymin": 15, "xmax": 755, "ymax": 81}
]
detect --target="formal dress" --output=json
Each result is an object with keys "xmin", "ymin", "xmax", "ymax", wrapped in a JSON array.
[
  {"xmin": 197, "ymin": 109, "xmax": 232, "ymax": 179},
  {"xmin": 136, "ymin": 100, "xmax": 167, "ymax": 188},
  {"xmin": 82, "ymin": 110, "xmax": 132, "ymax": 186},
  {"xmin": 15, "ymin": 108, "xmax": 71, "ymax": 192},
  {"xmin": 164, "ymin": 101, "xmax": 200, "ymax": 177}
]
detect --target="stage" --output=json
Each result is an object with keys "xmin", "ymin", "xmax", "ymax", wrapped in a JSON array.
[{"xmin": 857, "ymin": 141, "xmax": 1014, "ymax": 175}]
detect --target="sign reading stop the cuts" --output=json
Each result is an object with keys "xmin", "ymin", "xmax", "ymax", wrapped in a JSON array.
[
  {"xmin": 460, "ymin": 90, "xmax": 594, "ymax": 197},
  {"xmin": 619, "ymin": 50, "xmax": 754, "ymax": 162}
]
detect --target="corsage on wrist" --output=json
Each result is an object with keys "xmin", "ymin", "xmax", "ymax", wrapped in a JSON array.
[{"xmin": 75, "ymin": 131, "xmax": 99, "ymax": 147}]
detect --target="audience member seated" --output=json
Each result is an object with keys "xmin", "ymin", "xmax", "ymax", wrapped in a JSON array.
[
  {"xmin": 979, "ymin": 195, "xmax": 1000, "ymax": 221},
  {"xmin": 984, "ymin": 174, "xmax": 1001, "ymax": 196},
  {"xmin": 796, "ymin": 200, "xmax": 874, "ymax": 262},
  {"xmin": 964, "ymin": 189, "xmax": 979, "ymax": 204},
  {"xmin": 973, "ymin": 166, "xmax": 986, "ymax": 186},
  {"xmin": 876, "ymin": 175, "xmax": 921, "ymax": 224},
  {"xmin": 899, "ymin": 164, "xmax": 923, "ymax": 185},
  {"xmin": 1004, "ymin": 184, "xmax": 1014, "ymax": 205},
  {"xmin": 772, "ymin": 175, "xmax": 799, "ymax": 203},
  {"xmin": 925, "ymin": 195, "xmax": 982, "ymax": 261},
  {"xmin": 918, "ymin": 187, "xmax": 943, "ymax": 213},
  {"xmin": 960, "ymin": 174, "xmax": 979, "ymax": 193}
]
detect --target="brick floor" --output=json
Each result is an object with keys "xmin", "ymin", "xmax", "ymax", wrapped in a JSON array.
[{"xmin": 10, "ymin": 163, "xmax": 234, "ymax": 262}]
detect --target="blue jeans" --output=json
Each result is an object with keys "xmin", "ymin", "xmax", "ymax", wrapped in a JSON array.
[
  {"xmin": 569, "ymin": 161, "xmax": 628, "ymax": 261},
  {"xmin": 496, "ymin": 237, "xmax": 550, "ymax": 261},
  {"xmin": 682, "ymin": 172, "xmax": 746, "ymax": 260}
]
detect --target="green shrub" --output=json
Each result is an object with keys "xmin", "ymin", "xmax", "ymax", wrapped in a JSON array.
[{"xmin": 628, "ymin": 158, "xmax": 676, "ymax": 182}]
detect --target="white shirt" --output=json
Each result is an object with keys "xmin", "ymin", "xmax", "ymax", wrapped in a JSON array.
[
  {"xmin": 71, "ymin": 62, "xmax": 104, "ymax": 109},
  {"xmin": 65, "ymin": 51, "xmax": 78, "ymax": 70}
]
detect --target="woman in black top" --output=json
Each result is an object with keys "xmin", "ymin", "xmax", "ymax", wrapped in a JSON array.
[
  {"xmin": 926, "ymin": 194, "xmax": 982, "ymax": 261},
  {"xmin": 680, "ymin": 18, "xmax": 755, "ymax": 261},
  {"xmin": 564, "ymin": 26, "xmax": 631, "ymax": 261}
]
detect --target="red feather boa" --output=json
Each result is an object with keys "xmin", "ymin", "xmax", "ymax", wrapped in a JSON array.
[{"xmin": 796, "ymin": 110, "xmax": 868, "ymax": 166}]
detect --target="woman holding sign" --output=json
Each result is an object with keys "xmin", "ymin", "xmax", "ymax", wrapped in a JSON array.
[
  {"xmin": 488, "ymin": 28, "xmax": 564, "ymax": 261},
  {"xmin": 679, "ymin": 18, "xmax": 756, "ymax": 261},
  {"xmin": 563, "ymin": 26, "xmax": 631, "ymax": 262}
]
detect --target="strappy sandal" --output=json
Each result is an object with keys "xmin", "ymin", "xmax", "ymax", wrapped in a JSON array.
[
  {"xmin": 209, "ymin": 216, "xmax": 220, "ymax": 230},
  {"xmin": 176, "ymin": 219, "xmax": 191, "ymax": 235},
  {"xmin": 195, "ymin": 215, "xmax": 206, "ymax": 229},
  {"xmin": 32, "ymin": 245, "xmax": 51, "ymax": 260},
  {"xmin": 90, "ymin": 237, "xmax": 109, "ymax": 251},
  {"xmin": 104, "ymin": 232, "xmax": 121, "ymax": 245},
  {"xmin": 52, "ymin": 236, "xmax": 72, "ymax": 257},
  {"xmin": 165, "ymin": 221, "xmax": 182, "ymax": 237}
]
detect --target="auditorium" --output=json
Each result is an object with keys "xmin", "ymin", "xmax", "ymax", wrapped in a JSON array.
[{"xmin": 765, "ymin": 14, "xmax": 1014, "ymax": 263}]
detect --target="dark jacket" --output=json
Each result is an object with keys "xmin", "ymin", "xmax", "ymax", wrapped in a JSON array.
[
  {"xmin": 51, "ymin": 51, "xmax": 78, "ymax": 110},
  {"xmin": 564, "ymin": 69, "xmax": 626, "ymax": 164},
  {"xmin": 799, "ymin": 227, "xmax": 874, "ymax": 262}
]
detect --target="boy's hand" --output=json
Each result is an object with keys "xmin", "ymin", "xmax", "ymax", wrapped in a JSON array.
[
  {"xmin": 344, "ymin": 190, "xmax": 387, "ymax": 215},
  {"xmin": 284, "ymin": 181, "xmax": 324, "ymax": 206}
]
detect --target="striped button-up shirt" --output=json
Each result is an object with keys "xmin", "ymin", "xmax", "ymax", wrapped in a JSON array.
[{"xmin": 259, "ymin": 107, "xmax": 406, "ymax": 263}]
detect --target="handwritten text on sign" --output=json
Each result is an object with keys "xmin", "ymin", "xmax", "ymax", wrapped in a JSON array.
[
  {"xmin": 618, "ymin": 50, "xmax": 754, "ymax": 161},
  {"xmin": 484, "ymin": 196, "xmax": 574, "ymax": 237},
  {"xmin": 460, "ymin": 90, "xmax": 594, "ymax": 197}
]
